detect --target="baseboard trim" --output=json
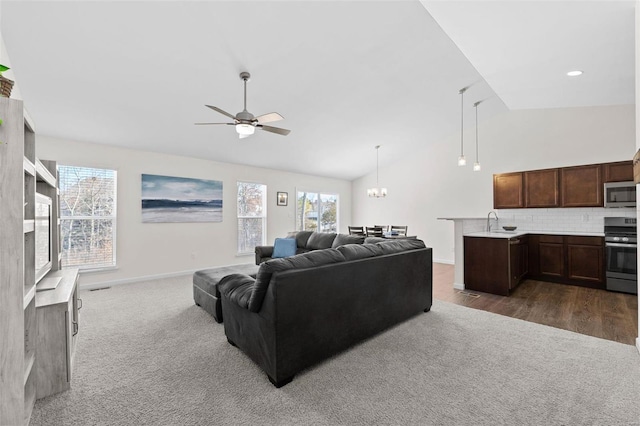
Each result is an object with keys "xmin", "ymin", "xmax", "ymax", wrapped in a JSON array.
[
  {"xmin": 453, "ymin": 282, "xmax": 465, "ymax": 290},
  {"xmin": 78, "ymin": 263, "xmax": 253, "ymax": 290},
  {"xmin": 636, "ymin": 337, "xmax": 640, "ymax": 355},
  {"xmin": 433, "ymin": 258, "xmax": 454, "ymax": 265}
]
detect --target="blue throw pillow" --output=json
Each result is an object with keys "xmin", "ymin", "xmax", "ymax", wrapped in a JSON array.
[{"xmin": 272, "ymin": 238, "xmax": 297, "ymax": 258}]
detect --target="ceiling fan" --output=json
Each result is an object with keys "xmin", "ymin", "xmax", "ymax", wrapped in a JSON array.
[{"xmin": 196, "ymin": 71, "xmax": 291, "ymax": 139}]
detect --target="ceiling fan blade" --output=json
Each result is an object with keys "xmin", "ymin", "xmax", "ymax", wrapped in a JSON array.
[
  {"xmin": 194, "ymin": 122, "xmax": 234, "ymax": 125},
  {"xmin": 255, "ymin": 112, "xmax": 284, "ymax": 124},
  {"xmin": 258, "ymin": 124, "xmax": 291, "ymax": 136},
  {"xmin": 205, "ymin": 105, "xmax": 236, "ymax": 120}
]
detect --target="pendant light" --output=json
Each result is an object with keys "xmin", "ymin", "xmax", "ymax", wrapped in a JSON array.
[
  {"xmin": 367, "ymin": 145, "xmax": 387, "ymax": 198},
  {"xmin": 473, "ymin": 101, "xmax": 481, "ymax": 172},
  {"xmin": 458, "ymin": 87, "xmax": 467, "ymax": 166}
]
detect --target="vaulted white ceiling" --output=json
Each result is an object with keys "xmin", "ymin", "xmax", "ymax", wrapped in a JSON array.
[{"xmin": 1, "ymin": 1, "xmax": 634, "ymax": 180}]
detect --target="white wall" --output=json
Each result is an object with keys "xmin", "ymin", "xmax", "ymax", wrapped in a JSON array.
[
  {"xmin": 353, "ymin": 105, "xmax": 636, "ymax": 264},
  {"xmin": 36, "ymin": 135, "xmax": 352, "ymax": 287}
]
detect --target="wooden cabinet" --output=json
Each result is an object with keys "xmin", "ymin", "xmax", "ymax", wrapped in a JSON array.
[
  {"xmin": 560, "ymin": 164, "xmax": 603, "ymax": 207},
  {"xmin": 566, "ymin": 236, "xmax": 604, "ymax": 284},
  {"xmin": 524, "ymin": 169, "xmax": 559, "ymax": 208},
  {"xmin": 494, "ymin": 160, "xmax": 630, "ymax": 210},
  {"xmin": 464, "ymin": 236, "xmax": 526, "ymax": 296},
  {"xmin": 603, "ymin": 161, "xmax": 633, "ymax": 183},
  {"xmin": 35, "ymin": 269, "xmax": 80, "ymax": 399},
  {"xmin": 493, "ymin": 172, "xmax": 523, "ymax": 209},
  {"xmin": 528, "ymin": 234, "xmax": 604, "ymax": 288}
]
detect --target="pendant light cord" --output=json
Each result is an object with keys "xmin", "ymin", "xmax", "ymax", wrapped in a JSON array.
[
  {"xmin": 475, "ymin": 102, "xmax": 479, "ymax": 162},
  {"xmin": 375, "ymin": 145, "xmax": 380, "ymax": 187},
  {"xmin": 459, "ymin": 88, "xmax": 466, "ymax": 156}
]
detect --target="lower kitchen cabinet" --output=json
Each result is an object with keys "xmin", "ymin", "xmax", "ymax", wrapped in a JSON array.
[
  {"xmin": 528, "ymin": 235, "xmax": 605, "ymax": 289},
  {"xmin": 464, "ymin": 236, "xmax": 527, "ymax": 296}
]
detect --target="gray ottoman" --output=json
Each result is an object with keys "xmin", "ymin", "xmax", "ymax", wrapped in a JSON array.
[{"xmin": 193, "ymin": 263, "xmax": 260, "ymax": 323}]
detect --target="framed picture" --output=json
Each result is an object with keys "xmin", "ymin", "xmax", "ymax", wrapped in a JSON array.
[
  {"xmin": 277, "ymin": 191, "xmax": 288, "ymax": 206},
  {"xmin": 141, "ymin": 174, "xmax": 223, "ymax": 223}
]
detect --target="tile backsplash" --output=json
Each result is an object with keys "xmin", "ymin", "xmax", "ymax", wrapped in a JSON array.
[{"xmin": 470, "ymin": 207, "xmax": 637, "ymax": 234}]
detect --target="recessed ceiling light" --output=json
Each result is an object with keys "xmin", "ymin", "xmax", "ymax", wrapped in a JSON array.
[{"xmin": 567, "ymin": 70, "xmax": 583, "ymax": 77}]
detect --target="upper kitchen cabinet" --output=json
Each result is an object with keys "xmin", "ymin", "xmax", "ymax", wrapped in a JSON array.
[
  {"xmin": 560, "ymin": 164, "xmax": 603, "ymax": 207},
  {"xmin": 603, "ymin": 161, "xmax": 633, "ymax": 183},
  {"xmin": 493, "ymin": 172, "xmax": 524, "ymax": 209},
  {"xmin": 524, "ymin": 169, "xmax": 560, "ymax": 208}
]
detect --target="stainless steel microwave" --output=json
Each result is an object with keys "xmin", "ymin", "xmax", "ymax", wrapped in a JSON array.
[{"xmin": 604, "ymin": 181, "xmax": 636, "ymax": 208}]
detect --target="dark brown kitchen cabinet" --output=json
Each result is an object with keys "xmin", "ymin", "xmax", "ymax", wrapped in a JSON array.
[
  {"xmin": 603, "ymin": 161, "xmax": 633, "ymax": 183},
  {"xmin": 493, "ymin": 172, "xmax": 523, "ymax": 209},
  {"xmin": 528, "ymin": 234, "xmax": 605, "ymax": 289},
  {"xmin": 464, "ymin": 236, "xmax": 526, "ymax": 296},
  {"xmin": 566, "ymin": 236, "xmax": 604, "ymax": 284},
  {"xmin": 538, "ymin": 235, "xmax": 565, "ymax": 279},
  {"xmin": 524, "ymin": 169, "xmax": 560, "ymax": 208},
  {"xmin": 560, "ymin": 164, "xmax": 603, "ymax": 207}
]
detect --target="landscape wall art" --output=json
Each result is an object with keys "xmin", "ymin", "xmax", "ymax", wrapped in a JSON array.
[{"xmin": 141, "ymin": 174, "xmax": 223, "ymax": 223}]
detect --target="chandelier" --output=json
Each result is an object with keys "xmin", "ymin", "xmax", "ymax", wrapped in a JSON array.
[{"xmin": 367, "ymin": 145, "xmax": 387, "ymax": 198}]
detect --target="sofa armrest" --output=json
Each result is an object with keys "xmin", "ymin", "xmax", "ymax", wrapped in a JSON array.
[
  {"xmin": 218, "ymin": 274, "xmax": 256, "ymax": 310},
  {"xmin": 255, "ymin": 245, "xmax": 274, "ymax": 265}
]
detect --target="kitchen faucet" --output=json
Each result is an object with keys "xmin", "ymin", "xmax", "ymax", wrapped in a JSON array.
[{"xmin": 487, "ymin": 211, "xmax": 499, "ymax": 232}]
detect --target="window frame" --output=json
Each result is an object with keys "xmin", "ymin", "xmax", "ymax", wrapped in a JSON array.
[
  {"xmin": 295, "ymin": 189, "xmax": 339, "ymax": 233},
  {"xmin": 57, "ymin": 164, "xmax": 118, "ymax": 271},
  {"xmin": 236, "ymin": 181, "xmax": 267, "ymax": 256}
]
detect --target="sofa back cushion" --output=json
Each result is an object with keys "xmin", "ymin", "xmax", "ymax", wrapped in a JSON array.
[
  {"xmin": 272, "ymin": 238, "xmax": 297, "ymax": 258},
  {"xmin": 286, "ymin": 231, "xmax": 314, "ymax": 249},
  {"xmin": 331, "ymin": 233, "xmax": 366, "ymax": 248},
  {"xmin": 376, "ymin": 239, "xmax": 426, "ymax": 254},
  {"xmin": 306, "ymin": 232, "xmax": 337, "ymax": 250},
  {"xmin": 336, "ymin": 243, "xmax": 384, "ymax": 261},
  {"xmin": 248, "ymin": 248, "xmax": 346, "ymax": 312}
]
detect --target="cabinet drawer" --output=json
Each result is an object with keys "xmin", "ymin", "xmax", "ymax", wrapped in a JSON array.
[
  {"xmin": 539, "ymin": 235, "xmax": 563, "ymax": 244},
  {"xmin": 567, "ymin": 236, "xmax": 603, "ymax": 246}
]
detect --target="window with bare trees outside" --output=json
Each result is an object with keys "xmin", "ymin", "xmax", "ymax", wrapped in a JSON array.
[
  {"xmin": 296, "ymin": 191, "xmax": 338, "ymax": 232},
  {"xmin": 58, "ymin": 165, "xmax": 117, "ymax": 269},
  {"xmin": 237, "ymin": 182, "xmax": 267, "ymax": 255}
]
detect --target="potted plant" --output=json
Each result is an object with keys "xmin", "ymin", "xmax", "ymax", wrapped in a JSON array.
[{"xmin": 0, "ymin": 64, "xmax": 14, "ymax": 98}]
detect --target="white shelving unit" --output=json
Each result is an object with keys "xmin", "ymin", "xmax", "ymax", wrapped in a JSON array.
[{"xmin": 0, "ymin": 97, "xmax": 63, "ymax": 425}]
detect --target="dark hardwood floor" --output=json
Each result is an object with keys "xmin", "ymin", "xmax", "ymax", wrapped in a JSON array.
[{"xmin": 432, "ymin": 263, "xmax": 638, "ymax": 345}]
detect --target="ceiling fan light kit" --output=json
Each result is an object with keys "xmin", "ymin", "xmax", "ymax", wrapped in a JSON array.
[{"xmin": 196, "ymin": 71, "xmax": 290, "ymax": 139}]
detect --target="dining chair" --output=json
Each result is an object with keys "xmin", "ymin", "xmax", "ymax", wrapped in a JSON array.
[
  {"xmin": 390, "ymin": 225, "xmax": 408, "ymax": 236},
  {"xmin": 366, "ymin": 226, "xmax": 384, "ymax": 237},
  {"xmin": 348, "ymin": 226, "xmax": 365, "ymax": 236},
  {"xmin": 375, "ymin": 225, "xmax": 389, "ymax": 233}
]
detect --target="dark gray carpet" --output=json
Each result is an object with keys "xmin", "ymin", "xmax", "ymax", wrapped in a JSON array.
[{"xmin": 30, "ymin": 275, "xmax": 640, "ymax": 425}]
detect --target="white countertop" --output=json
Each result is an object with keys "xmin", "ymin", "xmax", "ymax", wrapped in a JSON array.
[{"xmin": 465, "ymin": 230, "xmax": 604, "ymax": 238}]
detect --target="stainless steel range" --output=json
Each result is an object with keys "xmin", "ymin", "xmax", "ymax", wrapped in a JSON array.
[{"xmin": 604, "ymin": 217, "xmax": 637, "ymax": 294}]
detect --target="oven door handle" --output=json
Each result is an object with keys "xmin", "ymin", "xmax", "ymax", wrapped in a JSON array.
[{"xmin": 605, "ymin": 243, "xmax": 637, "ymax": 248}]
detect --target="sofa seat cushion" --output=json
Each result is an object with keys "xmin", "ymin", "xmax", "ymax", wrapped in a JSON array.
[
  {"xmin": 306, "ymin": 232, "xmax": 337, "ymax": 250},
  {"xmin": 331, "ymin": 233, "xmax": 366, "ymax": 248},
  {"xmin": 248, "ymin": 248, "xmax": 346, "ymax": 312},
  {"xmin": 376, "ymin": 239, "xmax": 426, "ymax": 254},
  {"xmin": 337, "ymin": 243, "xmax": 384, "ymax": 261},
  {"xmin": 193, "ymin": 263, "xmax": 260, "ymax": 297}
]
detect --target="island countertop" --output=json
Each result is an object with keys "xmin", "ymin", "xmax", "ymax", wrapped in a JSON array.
[{"xmin": 464, "ymin": 230, "xmax": 604, "ymax": 238}]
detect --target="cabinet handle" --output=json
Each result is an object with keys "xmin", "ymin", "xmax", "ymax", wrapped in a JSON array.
[
  {"xmin": 72, "ymin": 321, "xmax": 78, "ymax": 336},
  {"xmin": 77, "ymin": 298, "xmax": 83, "ymax": 310}
]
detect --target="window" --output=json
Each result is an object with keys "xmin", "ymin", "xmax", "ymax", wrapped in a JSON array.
[
  {"xmin": 296, "ymin": 191, "xmax": 338, "ymax": 232},
  {"xmin": 237, "ymin": 182, "xmax": 267, "ymax": 254},
  {"xmin": 58, "ymin": 165, "xmax": 117, "ymax": 269}
]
